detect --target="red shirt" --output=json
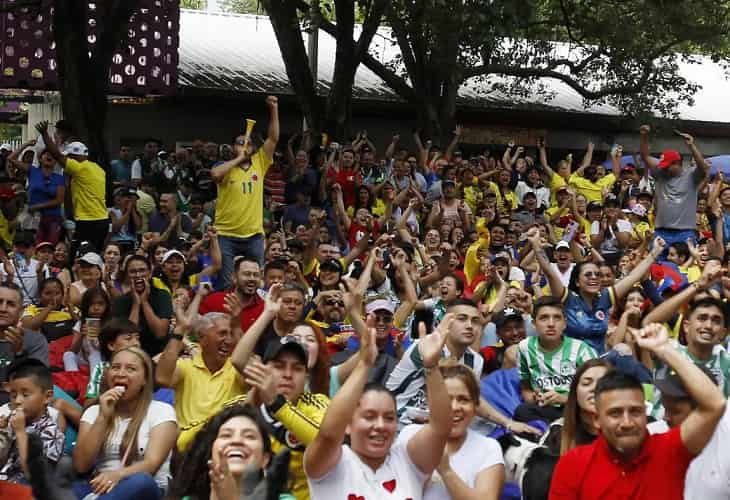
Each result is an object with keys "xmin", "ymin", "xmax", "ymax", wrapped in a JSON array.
[
  {"xmin": 549, "ymin": 426, "xmax": 693, "ymax": 500},
  {"xmin": 199, "ymin": 291, "xmax": 265, "ymax": 333},
  {"xmin": 327, "ymin": 167, "xmax": 360, "ymax": 207}
]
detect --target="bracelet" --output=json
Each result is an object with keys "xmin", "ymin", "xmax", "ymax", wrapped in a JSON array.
[{"xmin": 170, "ymin": 333, "xmax": 184, "ymax": 342}]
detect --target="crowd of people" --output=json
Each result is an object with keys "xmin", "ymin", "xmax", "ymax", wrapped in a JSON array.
[{"xmin": 0, "ymin": 94, "xmax": 729, "ymax": 500}]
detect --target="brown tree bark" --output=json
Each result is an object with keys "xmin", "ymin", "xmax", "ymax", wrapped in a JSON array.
[{"xmin": 52, "ymin": 0, "xmax": 139, "ymax": 174}]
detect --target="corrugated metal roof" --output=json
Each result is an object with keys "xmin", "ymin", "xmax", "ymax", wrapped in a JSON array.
[{"xmin": 178, "ymin": 9, "xmax": 730, "ymax": 123}]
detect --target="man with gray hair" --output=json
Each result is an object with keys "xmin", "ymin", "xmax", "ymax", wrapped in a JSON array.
[{"xmin": 156, "ymin": 310, "xmax": 244, "ymax": 451}]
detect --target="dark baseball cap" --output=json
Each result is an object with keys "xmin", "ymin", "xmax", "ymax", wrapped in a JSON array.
[
  {"xmin": 262, "ymin": 336, "xmax": 309, "ymax": 367},
  {"xmin": 493, "ymin": 308, "xmax": 524, "ymax": 329},
  {"xmin": 320, "ymin": 258, "xmax": 343, "ymax": 273},
  {"xmin": 654, "ymin": 365, "xmax": 717, "ymax": 399}
]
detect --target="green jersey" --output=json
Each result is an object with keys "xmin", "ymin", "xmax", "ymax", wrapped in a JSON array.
[
  {"xmin": 517, "ymin": 336, "xmax": 597, "ymax": 395},
  {"xmin": 650, "ymin": 342, "xmax": 730, "ymax": 418}
]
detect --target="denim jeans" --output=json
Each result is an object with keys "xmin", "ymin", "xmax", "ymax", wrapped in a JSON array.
[
  {"xmin": 72, "ymin": 472, "xmax": 161, "ymax": 500},
  {"xmin": 217, "ymin": 233, "xmax": 264, "ymax": 290}
]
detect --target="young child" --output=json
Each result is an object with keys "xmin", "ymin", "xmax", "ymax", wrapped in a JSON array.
[
  {"xmin": 20, "ymin": 277, "xmax": 76, "ymax": 343},
  {"xmin": 0, "ymin": 359, "xmax": 65, "ymax": 483},
  {"xmin": 64, "ymin": 287, "xmax": 111, "ymax": 374},
  {"xmin": 83, "ymin": 318, "xmax": 140, "ymax": 407}
]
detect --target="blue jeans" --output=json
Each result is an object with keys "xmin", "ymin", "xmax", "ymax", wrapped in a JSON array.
[
  {"xmin": 217, "ymin": 233, "xmax": 265, "ymax": 290},
  {"xmin": 72, "ymin": 472, "xmax": 161, "ymax": 500},
  {"xmin": 654, "ymin": 228, "xmax": 696, "ymax": 261}
]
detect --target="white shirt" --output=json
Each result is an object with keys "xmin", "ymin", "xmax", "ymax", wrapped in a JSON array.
[
  {"xmin": 0, "ymin": 256, "xmax": 44, "ymax": 305},
  {"xmin": 685, "ymin": 404, "xmax": 730, "ymax": 500},
  {"xmin": 81, "ymin": 400, "xmax": 176, "ymax": 490},
  {"xmin": 549, "ymin": 262, "xmax": 575, "ymax": 287},
  {"xmin": 400, "ymin": 425, "xmax": 504, "ymax": 500},
  {"xmin": 307, "ymin": 429, "xmax": 428, "ymax": 500}
]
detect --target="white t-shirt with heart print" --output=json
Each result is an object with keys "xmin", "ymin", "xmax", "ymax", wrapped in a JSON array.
[{"xmin": 307, "ymin": 425, "xmax": 428, "ymax": 499}]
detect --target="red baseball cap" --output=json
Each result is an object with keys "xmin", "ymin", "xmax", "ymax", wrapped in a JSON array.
[{"xmin": 657, "ymin": 150, "xmax": 682, "ymax": 169}]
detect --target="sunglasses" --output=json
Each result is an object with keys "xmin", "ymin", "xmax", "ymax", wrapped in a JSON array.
[{"xmin": 325, "ymin": 299, "xmax": 345, "ymax": 307}]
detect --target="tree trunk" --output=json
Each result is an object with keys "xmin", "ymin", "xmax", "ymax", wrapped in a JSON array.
[{"xmin": 265, "ymin": 0, "xmax": 322, "ymax": 135}]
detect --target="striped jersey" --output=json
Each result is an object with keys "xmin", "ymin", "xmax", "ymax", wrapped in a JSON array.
[
  {"xmin": 650, "ymin": 342, "xmax": 730, "ymax": 419},
  {"xmin": 386, "ymin": 341, "xmax": 483, "ymax": 427},
  {"xmin": 517, "ymin": 336, "xmax": 597, "ymax": 395}
]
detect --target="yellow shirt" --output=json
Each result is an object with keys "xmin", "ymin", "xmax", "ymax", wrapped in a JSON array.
[
  {"xmin": 215, "ymin": 149, "xmax": 273, "ymax": 238},
  {"xmin": 215, "ymin": 391, "xmax": 328, "ymax": 500},
  {"xmin": 568, "ymin": 172, "xmax": 616, "ymax": 203},
  {"xmin": 65, "ymin": 158, "xmax": 108, "ymax": 221},
  {"xmin": 488, "ymin": 182, "xmax": 518, "ymax": 212},
  {"xmin": 550, "ymin": 172, "xmax": 568, "ymax": 206},
  {"xmin": 175, "ymin": 353, "xmax": 246, "ymax": 450},
  {"xmin": 0, "ymin": 211, "xmax": 15, "ymax": 249},
  {"xmin": 545, "ymin": 206, "xmax": 569, "ymax": 239}
]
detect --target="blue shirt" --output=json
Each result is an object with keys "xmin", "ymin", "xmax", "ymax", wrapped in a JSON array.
[
  {"xmin": 110, "ymin": 158, "xmax": 132, "ymax": 183},
  {"xmin": 563, "ymin": 288, "xmax": 614, "ymax": 354},
  {"xmin": 28, "ymin": 166, "xmax": 64, "ymax": 216}
]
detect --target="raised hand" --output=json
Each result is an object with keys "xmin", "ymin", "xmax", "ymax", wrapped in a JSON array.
[
  {"xmin": 209, "ymin": 453, "xmax": 237, "ymax": 500},
  {"xmin": 650, "ymin": 236, "xmax": 667, "ymax": 258},
  {"xmin": 419, "ymin": 314, "xmax": 453, "ymax": 369},
  {"xmin": 264, "ymin": 283, "xmax": 283, "ymax": 314},
  {"xmin": 34, "ymin": 120, "xmax": 50, "ymax": 136},
  {"xmin": 243, "ymin": 359, "xmax": 277, "ymax": 405},
  {"xmin": 674, "ymin": 129, "xmax": 694, "ymax": 145},
  {"xmin": 639, "ymin": 124, "xmax": 651, "ymax": 135},
  {"xmin": 265, "ymin": 95, "xmax": 278, "ymax": 108},
  {"xmin": 358, "ymin": 314, "xmax": 378, "ymax": 366},
  {"xmin": 632, "ymin": 323, "xmax": 670, "ymax": 352},
  {"xmin": 223, "ymin": 292, "xmax": 243, "ymax": 319}
]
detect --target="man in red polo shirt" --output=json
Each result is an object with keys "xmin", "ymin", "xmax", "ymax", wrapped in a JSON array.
[
  {"xmin": 198, "ymin": 256, "xmax": 264, "ymax": 332},
  {"xmin": 549, "ymin": 323, "xmax": 725, "ymax": 500}
]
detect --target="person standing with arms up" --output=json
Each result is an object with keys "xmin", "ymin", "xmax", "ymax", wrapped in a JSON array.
[
  {"xmin": 34, "ymin": 121, "xmax": 108, "ymax": 256},
  {"xmin": 212, "ymin": 95, "xmax": 279, "ymax": 290}
]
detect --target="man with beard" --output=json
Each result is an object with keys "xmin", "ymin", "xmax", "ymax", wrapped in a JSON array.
[
  {"xmin": 550, "ymin": 323, "xmax": 725, "ymax": 500},
  {"xmin": 156, "ymin": 311, "xmax": 244, "ymax": 450},
  {"xmin": 231, "ymin": 282, "xmax": 306, "ymax": 361},
  {"xmin": 199, "ymin": 256, "xmax": 264, "ymax": 333},
  {"xmin": 306, "ymin": 289, "xmax": 353, "ymax": 354}
]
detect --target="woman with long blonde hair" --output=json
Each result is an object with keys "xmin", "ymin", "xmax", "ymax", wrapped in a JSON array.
[{"xmin": 72, "ymin": 347, "xmax": 177, "ymax": 499}]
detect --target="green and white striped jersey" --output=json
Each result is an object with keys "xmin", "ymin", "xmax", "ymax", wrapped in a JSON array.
[
  {"xmin": 517, "ymin": 336, "xmax": 597, "ymax": 394},
  {"xmin": 650, "ymin": 342, "xmax": 730, "ymax": 419},
  {"xmin": 386, "ymin": 340, "xmax": 483, "ymax": 427}
]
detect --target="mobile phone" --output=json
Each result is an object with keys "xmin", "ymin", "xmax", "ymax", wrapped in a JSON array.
[{"xmin": 564, "ymin": 221, "xmax": 580, "ymax": 242}]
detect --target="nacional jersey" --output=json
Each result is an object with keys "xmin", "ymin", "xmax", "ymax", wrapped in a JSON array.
[{"xmin": 517, "ymin": 336, "xmax": 596, "ymax": 395}]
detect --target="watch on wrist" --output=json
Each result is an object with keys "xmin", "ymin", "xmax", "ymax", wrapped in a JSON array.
[{"xmin": 170, "ymin": 333, "xmax": 184, "ymax": 342}]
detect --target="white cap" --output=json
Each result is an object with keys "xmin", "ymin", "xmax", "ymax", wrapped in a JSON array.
[
  {"xmin": 555, "ymin": 240, "xmax": 571, "ymax": 250},
  {"xmin": 0, "ymin": 143, "xmax": 11, "ymax": 152},
  {"xmin": 161, "ymin": 249, "xmax": 186, "ymax": 264},
  {"xmin": 64, "ymin": 141, "xmax": 88, "ymax": 156},
  {"xmin": 365, "ymin": 299, "xmax": 396, "ymax": 315},
  {"xmin": 78, "ymin": 252, "xmax": 104, "ymax": 271}
]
